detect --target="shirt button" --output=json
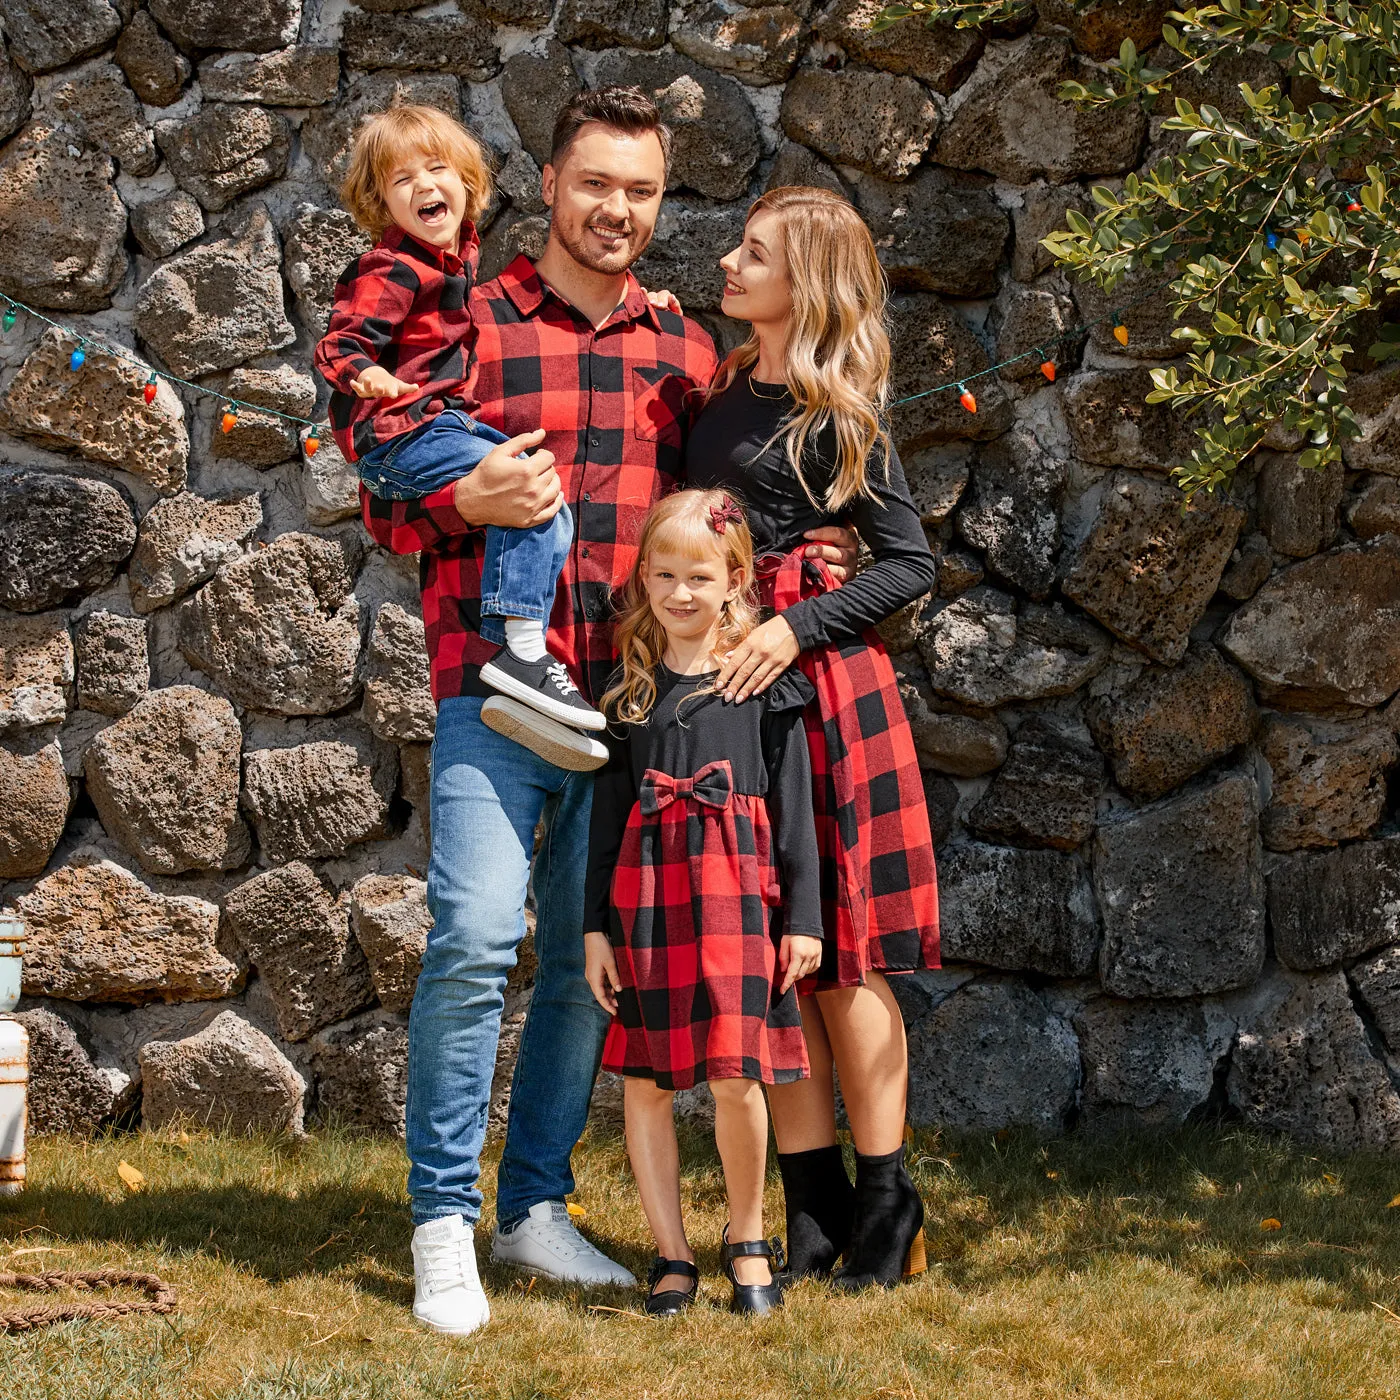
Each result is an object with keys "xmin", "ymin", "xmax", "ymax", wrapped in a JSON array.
[
  {"xmin": 581, "ymin": 546, "xmax": 590, "ymax": 559},
  {"xmin": 590, "ymin": 436, "xmax": 599, "ymax": 447},
  {"xmin": 583, "ymin": 492, "xmax": 591, "ymax": 502}
]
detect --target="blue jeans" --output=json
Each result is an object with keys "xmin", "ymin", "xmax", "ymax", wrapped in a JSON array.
[
  {"xmin": 408, "ymin": 696, "xmax": 610, "ymax": 1228},
  {"xmin": 357, "ymin": 411, "xmax": 572, "ymax": 647}
]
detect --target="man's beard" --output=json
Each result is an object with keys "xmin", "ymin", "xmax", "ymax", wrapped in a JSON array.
[{"xmin": 551, "ymin": 212, "xmax": 650, "ymax": 274}]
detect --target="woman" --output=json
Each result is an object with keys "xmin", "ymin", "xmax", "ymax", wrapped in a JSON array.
[{"xmin": 686, "ymin": 185, "xmax": 941, "ymax": 1290}]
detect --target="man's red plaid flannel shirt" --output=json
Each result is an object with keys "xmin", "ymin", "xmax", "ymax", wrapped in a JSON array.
[
  {"xmin": 314, "ymin": 222, "xmax": 482, "ymax": 464},
  {"xmin": 360, "ymin": 255, "xmax": 720, "ymax": 705}
]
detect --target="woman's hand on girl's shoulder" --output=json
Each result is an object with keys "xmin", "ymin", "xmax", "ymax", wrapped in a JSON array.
[
  {"xmin": 717, "ymin": 615, "xmax": 800, "ymax": 703},
  {"xmin": 584, "ymin": 931, "xmax": 621, "ymax": 1015},
  {"xmin": 778, "ymin": 934, "xmax": 824, "ymax": 994}
]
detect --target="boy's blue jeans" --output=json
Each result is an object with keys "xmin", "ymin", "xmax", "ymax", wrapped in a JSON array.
[
  {"xmin": 409, "ymin": 696, "xmax": 610, "ymax": 1229},
  {"xmin": 357, "ymin": 410, "xmax": 572, "ymax": 647}
]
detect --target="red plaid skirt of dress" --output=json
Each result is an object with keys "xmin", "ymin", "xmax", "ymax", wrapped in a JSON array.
[
  {"xmin": 604, "ymin": 758, "xmax": 811, "ymax": 1089},
  {"xmin": 757, "ymin": 550, "xmax": 941, "ymax": 989}
]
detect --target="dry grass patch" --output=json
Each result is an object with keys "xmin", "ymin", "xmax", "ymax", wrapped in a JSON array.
[{"xmin": 4, "ymin": 1122, "xmax": 1400, "ymax": 1398}]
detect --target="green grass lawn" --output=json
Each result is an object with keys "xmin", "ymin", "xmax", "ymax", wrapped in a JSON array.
[{"xmin": 5, "ymin": 1121, "xmax": 1400, "ymax": 1399}]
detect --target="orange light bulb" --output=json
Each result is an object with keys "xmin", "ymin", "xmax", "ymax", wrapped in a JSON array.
[
  {"xmin": 1040, "ymin": 360, "xmax": 1056, "ymax": 382},
  {"xmin": 143, "ymin": 381, "xmax": 157, "ymax": 405},
  {"xmin": 221, "ymin": 409, "xmax": 238, "ymax": 434},
  {"xmin": 305, "ymin": 434, "xmax": 321, "ymax": 457},
  {"xmin": 958, "ymin": 386, "xmax": 977, "ymax": 414},
  {"xmin": 1113, "ymin": 322, "xmax": 1130, "ymax": 347}
]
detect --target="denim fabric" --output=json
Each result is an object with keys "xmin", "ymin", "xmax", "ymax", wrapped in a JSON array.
[
  {"xmin": 358, "ymin": 411, "xmax": 574, "ymax": 646},
  {"xmin": 407, "ymin": 696, "xmax": 609, "ymax": 1228}
]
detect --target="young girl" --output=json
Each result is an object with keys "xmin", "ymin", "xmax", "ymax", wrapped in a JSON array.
[{"xmin": 584, "ymin": 489, "xmax": 826, "ymax": 1317}]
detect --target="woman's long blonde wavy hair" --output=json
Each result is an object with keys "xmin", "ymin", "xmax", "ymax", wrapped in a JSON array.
[
  {"xmin": 710, "ymin": 185, "xmax": 893, "ymax": 513},
  {"xmin": 601, "ymin": 489, "xmax": 758, "ymax": 726}
]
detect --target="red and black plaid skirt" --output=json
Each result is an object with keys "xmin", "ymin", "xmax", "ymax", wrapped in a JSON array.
[
  {"xmin": 759, "ymin": 550, "xmax": 941, "ymax": 990},
  {"xmin": 604, "ymin": 759, "xmax": 810, "ymax": 1090}
]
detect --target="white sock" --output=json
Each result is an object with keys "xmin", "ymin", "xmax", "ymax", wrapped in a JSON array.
[{"xmin": 503, "ymin": 617, "xmax": 547, "ymax": 663}]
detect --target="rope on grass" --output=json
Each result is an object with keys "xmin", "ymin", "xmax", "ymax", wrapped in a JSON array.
[{"xmin": 0, "ymin": 1269, "xmax": 176, "ymax": 1332}]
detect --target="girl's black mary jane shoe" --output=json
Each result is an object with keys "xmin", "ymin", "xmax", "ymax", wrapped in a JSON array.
[
  {"xmin": 644, "ymin": 1256, "xmax": 700, "ymax": 1317},
  {"xmin": 720, "ymin": 1227, "xmax": 785, "ymax": 1316}
]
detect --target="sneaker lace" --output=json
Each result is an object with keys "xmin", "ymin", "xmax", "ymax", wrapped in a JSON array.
[
  {"xmin": 532, "ymin": 1205, "xmax": 606, "ymax": 1261},
  {"xmin": 545, "ymin": 662, "xmax": 580, "ymax": 697},
  {"xmin": 422, "ymin": 1236, "xmax": 471, "ymax": 1292}
]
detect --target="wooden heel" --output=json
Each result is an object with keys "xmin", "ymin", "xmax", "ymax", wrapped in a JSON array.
[{"xmin": 903, "ymin": 1228, "xmax": 927, "ymax": 1277}]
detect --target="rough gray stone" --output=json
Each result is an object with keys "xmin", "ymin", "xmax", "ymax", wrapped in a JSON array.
[
  {"xmin": 44, "ymin": 59, "xmax": 156, "ymax": 175},
  {"xmin": 888, "ymin": 295, "xmax": 1014, "ymax": 450},
  {"xmin": 147, "ymin": 0, "xmax": 301, "ymax": 54},
  {"xmin": 1218, "ymin": 537, "xmax": 1400, "ymax": 711},
  {"xmin": 1227, "ymin": 965, "xmax": 1400, "ymax": 1152},
  {"xmin": 854, "ymin": 168, "xmax": 1008, "ymax": 297},
  {"xmin": 129, "ymin": 189, "xmax": 204, "ymax": 259},
  {"xmin": 1255, "ymin": 451, "xmax": 1344, "ymax": 558},
  {"xmin": 18, "ymin": 852, "xmax": 234, "ymax": 1004},
  {"xmin": 1267, "ymin": 836, "xmax": 1400, "ymax": 971},
  {"xmin": 0, "ymin": 122, "xmax": 128, "ymax": 310},
  {"xmin": 282, "ymin": 205, "xmax": 372, "ymax": 337},
  {"xmin": 967, "ymin": 715, "xmax": 1104, "ymax": 850},
  {"xmin": 140, "ymin": 1010, "xmax": 306, "ymax": 1134},
  {"xmin": 302, "ymin": 435, "xmax": 361, "ymax": 526},
  {"xmin": 909, "ymin": 705, "xmax": 1007, "ymax": 778},
  {"xmin": 472, "ymin": 0, "xmax": 552, "ymax": 22},
  {"xmin": 593, "ymin": 51, "xmax": 760, "ymax": 201},
  {"xmin": 0, "ymin": 329, "xmax": 189, "ymax": 495},
  {"xmin": 906, "ymin": 978, "xmax": 1080, "ymax": 1133},
  {"xmin": 920, "ymin": 588, "xmax": 1109, "ymax": 708},
  {"xmin": 342, "ymin": 10, "xmax": 497, "ymax": 79},
  {"xmin": 936, "ymin": 549, "xmax": 983, "ymax": 597},
  {"xmin": 241, "ymin": 736, "xmax": 395, "ymax": 864},
  {"xmin": 15, "ymin": 1005, "xmax": 115, "ymax": 1134},
  {"xmin": 350, "ymin": 872, "xmax": 429, "ymax": 1013},
  {"xmin": 1038, "ymin": 0, "xmax": 1173, "ymax": 62},
  {"xmin": 500, "ymin": 40, "xmax": 579, "ymax": 167},
  {"xmin": 992, "ymin": 278, "xmax": 1078, "ymax": 381},
  {"xmin": 1218, "ymin": 531, "xmax": 1273, "ymax": 601},
  {"xmin": 671, "ymin": 2, "xmax": 804, "ymax": 86},
  {"xmin": 1348, "ymin": 945, "xmax": 1400, "ymax": 1057},
  {"xmin": 781, "ymin": 67, "xmax": 939, "ymax": 181},
  {"xmin": 764, "ymin": 140, "xmax": 847, "ymax": 196},
  {"xmin": 0, "ymin": 0, "xmax": 121, "ymax": 74},
  {"xmin": 477, "ymin": 210, "xmax": 549, "ymax": 284},
  {"xmin": 222, "ymin": 861, "xmax": 374, "ymax": 1043},
  {"xmin": 920, "ymin": 769, "xmax": 959, "ymax": 847},
  {"xmin": 361, "ymin": 602, "xmax": 434, "ymax": 743},
  {"xmin": 634, "ymin": 198, "xmax": 747, "ymax": 312},
  {"xmin": 1259, "ymin": 715, "xmax": 1396, "ymax": 852},
  {"xmin": 0, "ymin": 52, "xmax": 31, "ymax": 143},
  {"xmin": 1347, "ymin": 476, "xmax": 1400, "ymax": 541},
  {"xmin": 495, "ymin": 148, "xmax": 545, "ymax": 215},
  {"xmin": 936, "ymin": 843, "xmax": 1100, "ymax": 975},
  {"xmin": 212, "ymin": 364, "xmax": 315, "ymax": 468},
  {"xmin": 310, "ymin": 1009, "xmax": 408, "ymax": 1134},
  {"xmin": 936, "ymin": 36, "xmax": 1146, "ymax": 183},
  {"xmin": 1073, "ymin": 995, "xmax": 1234, "ymax": 1127},
  {"xmin": 399, "ymin": 741, "xmax": 430, "ymax": 841},
  {"xmin": 1012, "ymin": 183, "xmax": 1091, "ymax": 282},
  {"xmin": 0, "ymin": 612, "xmax": 72, "ymax": 733},
  {"xmin": 0, "ymin": 469, "xmax": 136, "ymax": 613},
  {"xmin": 84, "ymin": 685, "xmax": 250, "ymax": 875},
  {"xmin": 198, "ymin": 47, "xmax": 341, "ymax": 107},
  {"xmin": 0, "ymin": 742, "xmax": 68, "ymax": 877},
  {"xmin": 955, "ymin": 424, "xmax": 1066, "ymax": 599},
  {"xmin": 904, "ymin": 448, "xmax": 969, "ymax": 528},
  {"xmin": 1344, "ymin": 364, "xmax": 1400, "ymax": 477},
  {"xmin": 177, "ymin": 532, "xmax": 363, "ymax": 717},
  {"xmin": 1061, "ymin": 473, "xmax": 1244, "ymax": 665},
  {"xmin": 128, "ymin": 490, "xmax": 262, "ymax": 614},
  {"xmin": 1072, "ymin": 263, "xmax": 1203, "ymax": 362},
  {"xmin": 155, "ymin": 104, "xmax": 292, "ymax": 213},
  {"xmin": 136, "ymin": 205, "xmax": 295, "ymax": 379},
  {"xmin": 558, "ymin": 0, "xmax": 668, "ymax": 49},
  {"xmin": 75, "ymin": 612, "xmax": 148, "ymax": 717},
  {"xmin": 1095, "ymin": 773, "xmax": 1265, "ymax": 997},
  {"xmin": 1061, "ymin": 367, "xmax": 1199, "ymax": 472},
  {"xmin": 814, "ymin": 0, "xmax": 984, "ymax": 91},
  {"xmin": 114, "ymin": 11, "xmax": 190, "ymax": 108},
  {"xmin": 1084, "ymin": 644, "xmax": 1255, "ymax": 800}
]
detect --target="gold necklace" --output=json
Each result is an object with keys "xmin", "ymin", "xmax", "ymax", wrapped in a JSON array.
[{"xmin": 747, "ymin": 372, "xmax": 788, "ymax": 401}]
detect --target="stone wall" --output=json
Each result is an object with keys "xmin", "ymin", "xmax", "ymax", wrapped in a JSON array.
[{"xmin": 3, "ymin": 0, "xmax": 1400, "ymax": 1152}]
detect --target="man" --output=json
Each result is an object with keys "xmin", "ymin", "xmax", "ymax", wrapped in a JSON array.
[{"xmin": 361, "ymin": 87, "xmax": 856, "ymax": 1336}]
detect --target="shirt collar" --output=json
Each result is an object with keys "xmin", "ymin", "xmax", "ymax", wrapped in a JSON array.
[
  {"xmin": 500, "ymin": 255, "xmax": 664, "ymax": 333},
  {"xmin": 380, "ymin": 221, "xmax": 478, "ymax": 271}
]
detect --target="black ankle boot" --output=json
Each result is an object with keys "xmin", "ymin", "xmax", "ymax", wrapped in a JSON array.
[
  {"xmin": 832, "ymin": 1145, "xmax": 927, "ymax": 1291},
  {"xmin": 775, "ymin": 1145, "xmax": 856, "ymax": 1280}
]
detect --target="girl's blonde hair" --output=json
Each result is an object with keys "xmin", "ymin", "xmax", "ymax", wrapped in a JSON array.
[
  {"xmin": 710, "ymin": 185, "xmax": 893, "ymax": 513},
  {"xmin": 601, "ymin": 489, "xmax": 758, "ymax": 726},
  {"xmin": 341, "ymin": 104, "xmax": 493, "ymax": 241}
]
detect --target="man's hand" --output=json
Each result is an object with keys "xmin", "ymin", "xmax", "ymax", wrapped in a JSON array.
[
  {"xmin": 350, "ymin": 365, "xmax": 417, "ymax": 399},
  {"xmin": 717, "ymin": 614, "xmax": 800, "ymax": 703},
  {"xmin": 803, "ymin": 524, "xmax": 860, "ymax": 584},
  {"xmin": 452, "ymin": 428, "xmax": 562, "ymax": 527},
  {"xmin": 778, "ymin": 934, "xmax": 824, "ymax": 994},
  {"xmin": 585, "ymin": 931, "xmax": 621, "ymax": 1015}
]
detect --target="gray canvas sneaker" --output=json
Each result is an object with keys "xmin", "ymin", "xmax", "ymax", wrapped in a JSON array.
[{"xmin": 491, "ymin": 1201, "xmax": 636, "ymax": 1286}]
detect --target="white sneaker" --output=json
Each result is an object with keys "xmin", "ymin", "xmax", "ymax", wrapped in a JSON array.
[
  {"xmin": 412, "ymin": 1214, "xmax": 491, "ymax": 1335},
  {"xmin": 491, "ymin": 1201, "xmax": 636, "ymax": 1286},
  {"xmin": 481, "ymin": 695, "xmax": 609, "ymax": 773}
]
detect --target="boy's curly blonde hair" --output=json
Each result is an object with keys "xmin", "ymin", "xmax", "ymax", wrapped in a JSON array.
[{"xmin": 341, "ymin": 104, "xmax": 493, "ymax": 241}]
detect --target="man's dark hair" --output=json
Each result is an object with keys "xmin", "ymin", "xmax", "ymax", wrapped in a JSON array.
[{"xmin": 549, "ymin": 86, "xmax": 673, "ymax": 175}]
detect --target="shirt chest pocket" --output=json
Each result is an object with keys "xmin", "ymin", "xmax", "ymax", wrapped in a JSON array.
[{"xmin": 631, "ymin": 367, "xmax": 687, "ymax": 449}]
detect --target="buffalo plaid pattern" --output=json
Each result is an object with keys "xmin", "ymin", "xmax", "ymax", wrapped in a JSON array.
[
  {"xmin": 359, "ymin": 255, "xmax": 719, "ymax": 704},
  {"xmin": 605, "ymin": 761, "xmax": 810, "ymax": 1090},
  {"xmin": 761, "ymin": 550, "xmax": 941, "ymax": 989},
  {"xmin": 315, "ymin": 223, "xmax": 483, "ymax": 464}
]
